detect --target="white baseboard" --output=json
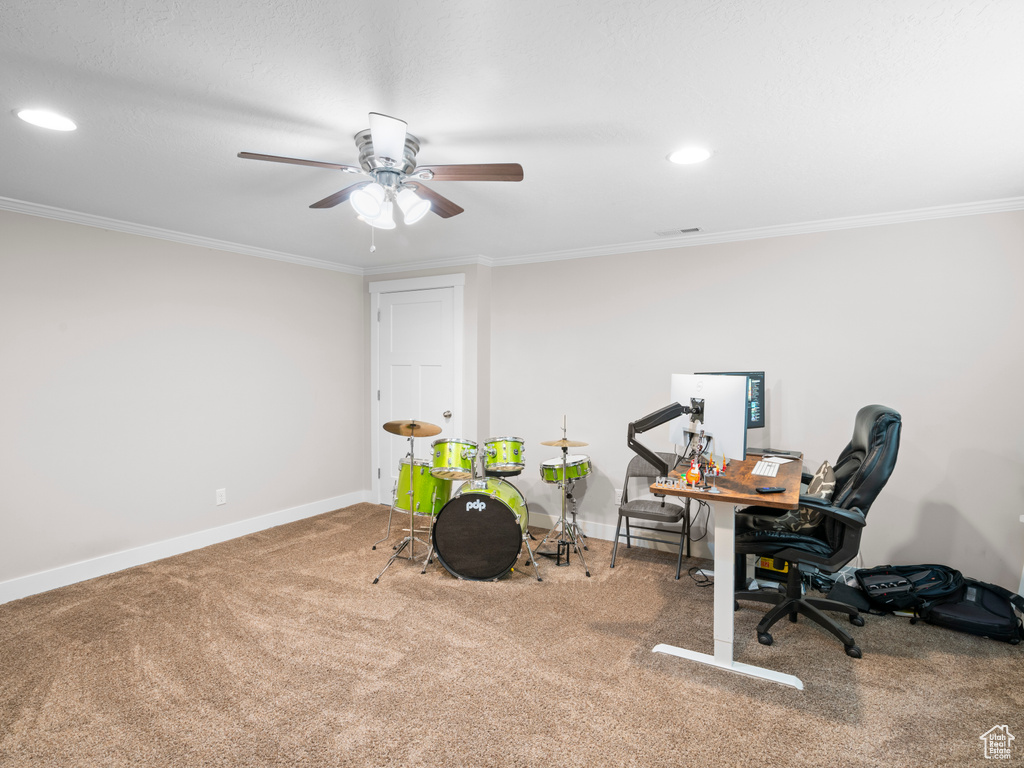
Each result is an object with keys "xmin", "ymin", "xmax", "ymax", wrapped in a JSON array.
[
  {"xmin": 528, "ymin": 512, "xmax": 684, "ymax": 553},
  {"xmin": 0, "ymin": 490, "xmax": 372, "ymax": 605}
]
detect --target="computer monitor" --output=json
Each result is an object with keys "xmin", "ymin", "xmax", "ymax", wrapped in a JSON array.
[
  {"xmin": 669, "ymin": 373, "xmax": 749, "ymax": 461},
  {"xmin": 695, "ymin": 370, "xmax": 765, "ymax": 429}
]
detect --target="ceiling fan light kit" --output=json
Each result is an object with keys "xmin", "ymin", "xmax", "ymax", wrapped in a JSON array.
[
  {"xmin": 363, "ymin": 200, "xmax": 397, "ymax": 230},
  {"xmin": 396, "ymin": 187, "xmax": 430, "ymax": 225},
  {"xmin": 351, "ymin": 182, "xmax": 386, "ymax": 219},
  {"xmin": 239, "ymin": 112, "xmax": 523, "ymax": 240}
]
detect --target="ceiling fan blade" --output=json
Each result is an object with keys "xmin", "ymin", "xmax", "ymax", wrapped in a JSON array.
[
  {"xmin": 310, "ymin": 181, "xmax": 371, "ymax": 209},
  {"xmin": 368, "ymin": 112, "xmax": 408, "ymax": 165},
  {"xmin": 407, "ymin": 183, "xmax": 464, "ymax": 218},
  {"xmin": 416, "ymin": 164, "xmax": 524, "ymax": 182},
  {"xmin": 238, "ymin": 151, "xmax": 362, "ymax": 173}
]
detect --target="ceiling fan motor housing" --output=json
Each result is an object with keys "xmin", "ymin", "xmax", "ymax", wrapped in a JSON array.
[{"xmin": 354, "ymin": 129, "xmax": 420, "ymax": 175}]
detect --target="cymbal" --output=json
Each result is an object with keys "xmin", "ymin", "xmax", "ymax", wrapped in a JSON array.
[
  {"xmin": 541, "ymin": 438, "xmax": 588, "ymax": 448},
  {"xmin": 382, "ymin": 419, "xmax": 442, "ymax": 437}
]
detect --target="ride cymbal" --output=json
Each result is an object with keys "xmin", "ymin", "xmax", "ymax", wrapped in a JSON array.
[
  {"xmin": 383, "ymin": 419, "xmax": 442, "ymax": 437},
  {"xmin": 540, "ymin": 438, "xmax": 588, "ymax": 448}
]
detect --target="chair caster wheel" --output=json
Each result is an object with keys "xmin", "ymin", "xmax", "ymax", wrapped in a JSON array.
[
  {"xmin": 850, "ymin": 614, "xmax": 865, "ymax": 627},
  {"xmin": 757, "ymin": 632, "xmax": 773, "ymax": 646},
  {"xmin": 845, "ymin": 644, "xmax": 862, "ymax": 659},
  {"xmin": 734, "ymin": 601, "xmax": 740, "ymax": 611},
  {"xmin": 372, "ymin": 545, "xmax": 376, "ymax": 550}
]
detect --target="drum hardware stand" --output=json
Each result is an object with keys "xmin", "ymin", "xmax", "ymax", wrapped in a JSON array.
[
  {"xmin": 535, "ymin": 421, "xmax": 591, "ymax": 577},
  {"xmin": 374, "ymin": 420, "xmax": 441, "ymax": 584},
  {"xmin": 480, "ymin": 447, "xmax": 543, "ymax": 581},
  {"xmin": 419, "ymin": 442, "xmax": 477, "ymax": 575},
  {"xmin": 371, "ymin": 480, "xmax": 399, "ymax": 550},
  {"xmin": 565, "ymin": 487, "xmax": 588, "ymax": 551}
]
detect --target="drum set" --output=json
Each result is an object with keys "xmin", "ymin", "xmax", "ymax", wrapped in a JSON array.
[{"xmin": 373, "ymin": 419, "xmax": 593, "ymax": 583}]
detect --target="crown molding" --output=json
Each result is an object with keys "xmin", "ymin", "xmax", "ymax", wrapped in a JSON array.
[
  {"xmin": 489, "ymin": 196, "xmax": 1024, "ymax": 268},
  {"xmin": 4, "ymin": 194, "xmax": 1022, "ymax": 276},
  {"xmin": 360, "ymin": 253, "xmax": 495, "ymax": 276},
  {"xmin": 0, "ymin": 196, "xmax": 363, "ymax": 275}
]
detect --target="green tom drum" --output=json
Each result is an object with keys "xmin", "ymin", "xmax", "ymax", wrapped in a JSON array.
[
  {"xmin": 539, "ymin": 454, "xmax": 592, "ymax": 484},
  {"xmin": 430, "ymin": 438, "xmax": 478, "ymax": 479},
  {"xmin": 483, "ymin": 436, "xmax": 526, "ymax": 474}
]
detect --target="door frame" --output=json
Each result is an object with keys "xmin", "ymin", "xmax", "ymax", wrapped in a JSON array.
[{"xmin": 369, "ymin": 273, "xmax": 465, "ymax": 503}]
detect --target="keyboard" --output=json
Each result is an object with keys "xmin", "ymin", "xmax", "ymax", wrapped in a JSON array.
[{"xmin": 752, "ymin": 460, "xmax": 779, "ymax": 477}]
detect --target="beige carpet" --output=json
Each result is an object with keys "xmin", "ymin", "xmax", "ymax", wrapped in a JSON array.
[{"xmin": 1, "ymin": 503, "xmax": 1021, "ymax": 767}]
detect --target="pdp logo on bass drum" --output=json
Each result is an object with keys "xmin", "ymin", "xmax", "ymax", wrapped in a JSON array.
[{"xmin": 465, "ymin": 499, "xmax": 487, "ymax": 512}]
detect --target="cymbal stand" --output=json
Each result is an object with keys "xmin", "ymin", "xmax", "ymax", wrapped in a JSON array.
[
  {"xmin": 564, "ymin": 484, "xmax": 588, "ymax": 551},
  {"xmin": 535, "ymin": 444, "xmax": 591, "ymax": 577},
  {"xmin": 373, "ymin": 432, "xmax": 431, "ymax": 584}
]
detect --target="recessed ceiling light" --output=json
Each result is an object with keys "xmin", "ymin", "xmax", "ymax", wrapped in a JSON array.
[
  {"xmin": 16, "ymin": 109, "xmax": 77, "ymax": 131},
  {"xmin": 668, "ymin": 146, "xmax": 711, "ymax": 165}
]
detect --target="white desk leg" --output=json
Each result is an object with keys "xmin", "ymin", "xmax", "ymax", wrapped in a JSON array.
[{"xmin": 653, "ymin": 501, "xmax": 804, "ymax": 690}]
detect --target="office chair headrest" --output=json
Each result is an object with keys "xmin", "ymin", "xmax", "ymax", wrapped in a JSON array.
[{"xmin": 832, "ymin": 404, "xmax": 902, "ymax": 514}]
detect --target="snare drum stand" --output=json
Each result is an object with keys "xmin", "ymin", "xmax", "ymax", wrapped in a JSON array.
[
  {"xmin": 419, "ymin": 442, "xmax": 476, "ymax": 576},
  {"xmin": 535, "ymin": 446, "xmax": 591, "ymax": 577},
  {"xmin": 373, "ymin": 430, "xmax": 432, "ymax": 585}
]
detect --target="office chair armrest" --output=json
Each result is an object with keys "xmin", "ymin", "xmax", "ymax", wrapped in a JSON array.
[
  {"xmin": 801, "ymin": 471, "xmax": 814, "ymax": 485},
  {"xmin": 798, "ymin": 496, "xmax": 867, "ymax": 528}
]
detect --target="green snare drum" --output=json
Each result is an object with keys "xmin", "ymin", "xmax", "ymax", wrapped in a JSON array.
[
  {"xmin": 394, "ymin": 458, "xmax": 451, "ymax": 516},
  {"xmin": 483, "ymin": 436, "xmax": 526, "ymax": 474},
  {"xmin": 539, "ymin": 454, "xmax": 592, "ymax": 484},
  {"xmin": 430, "ymin": 438, "xmax": 478, "ymax": 480}
]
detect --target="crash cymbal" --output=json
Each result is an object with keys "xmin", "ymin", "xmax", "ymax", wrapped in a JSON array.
[
  {"xmin": 540, "ymin": 438, "xmax": 589, "ymax": 448},
  {"xmin": 383, "ymin": 419, "xmax": 442, "ymax": 437}
]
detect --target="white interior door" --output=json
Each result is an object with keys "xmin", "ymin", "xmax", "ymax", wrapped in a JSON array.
[{"xmin": 372, "ymin": 281, "xmax": 463, "ymax": 503}]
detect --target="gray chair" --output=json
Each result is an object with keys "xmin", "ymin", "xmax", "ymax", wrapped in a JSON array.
[{"xmin": 610, "ymin": 452, "xmax": 691, "ymax": 579}]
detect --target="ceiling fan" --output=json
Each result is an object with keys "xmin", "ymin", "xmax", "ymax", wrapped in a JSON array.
[{"xmin": 239, "ymin": 112, "xmax": 524, "ymax": 229}]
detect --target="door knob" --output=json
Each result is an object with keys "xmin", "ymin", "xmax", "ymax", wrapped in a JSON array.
[{"xmin": 443, "ymin": 410, "xmax": 452, "ymax": 418}]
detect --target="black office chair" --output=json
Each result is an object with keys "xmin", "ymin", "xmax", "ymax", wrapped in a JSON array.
[
  {"xmin": 734, "ymin": 404, "xmax": 902, "ymax": 658},
  {"xmin": 611, "ymin": 452, "xmax": 691, "ymax": 579}
]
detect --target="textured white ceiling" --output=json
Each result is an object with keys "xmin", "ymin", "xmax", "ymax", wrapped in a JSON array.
[{"xmin": 2, "ymin": 0, "xmax": 1023, "ymax": 272}]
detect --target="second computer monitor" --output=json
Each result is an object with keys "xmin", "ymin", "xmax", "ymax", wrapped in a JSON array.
[
  {"xmin": 695, "ymin": 370, "xmax": 765, "ymax": 429},
  {"xmin": 669, "ymin": 373, "xmax": 749, "ymax": 461}
]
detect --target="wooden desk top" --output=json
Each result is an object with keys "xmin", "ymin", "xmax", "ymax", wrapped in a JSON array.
[{"xmin": 650, "ymin": 454, "xmax": 803, "ymax": 510}]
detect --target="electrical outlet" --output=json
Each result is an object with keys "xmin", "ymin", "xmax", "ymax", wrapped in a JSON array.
[
  {"xmin": 614, "ymin": 488, "xmax": 623, "ymax": 504},
  {"xmin": 216, "ymin": 488, "xmax": 226, "ymax": 505}
]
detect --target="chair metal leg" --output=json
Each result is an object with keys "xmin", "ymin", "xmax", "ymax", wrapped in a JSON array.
[
  {"xmin": 675, "ymin": 530, "xmax": 684, "ymax": 580},
  {"xmin": 610, "ymin": 515, "xmax": 624, "ymax": 568}
]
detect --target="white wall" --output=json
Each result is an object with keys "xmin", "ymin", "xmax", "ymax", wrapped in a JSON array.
[
  {"xmin": 0, "ymin": 210, "xmax": 367, "ymax": 591},
  {"xmin": 490, "ymin": 211, "xmax": 1024, "ymax": 587}
]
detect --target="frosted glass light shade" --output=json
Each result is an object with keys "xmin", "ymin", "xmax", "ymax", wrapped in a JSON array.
[
  {"xmin": 365, "ymin": 201, "xmax": 396, "ymax": 229},
  {"xmin": 396, "ymin": 188, "xmax": 431, "ymax": 224},
  {"xmin": 350, "ymin": 183, "xmax": 385, "ymax": 218}
]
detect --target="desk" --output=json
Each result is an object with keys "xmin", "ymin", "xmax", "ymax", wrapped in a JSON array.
[{"xmin": 650, "ymin": 454, "xmax": 805, "ymax": 690}]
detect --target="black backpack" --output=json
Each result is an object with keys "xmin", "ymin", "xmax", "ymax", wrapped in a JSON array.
[
  {"xmin": 854, "ymin": 564, "xmax": 964, "ymax": 613},
  {"xmin": 914, "ymin": 579, "xmax": 1024, "ymax": 645}
]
